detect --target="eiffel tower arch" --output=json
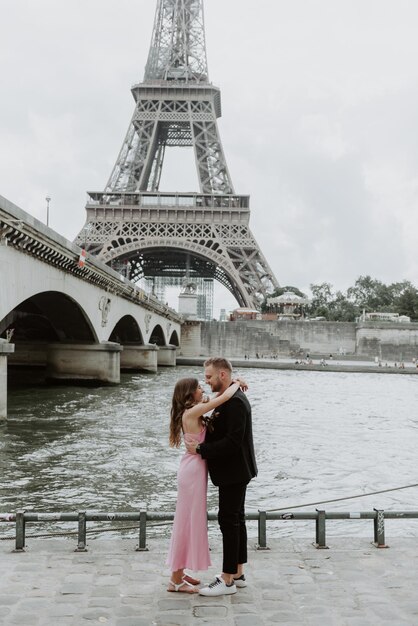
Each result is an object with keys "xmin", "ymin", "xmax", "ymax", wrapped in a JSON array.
[{"xmin": 75, "ymin": 0, "xmax": 279, "ymax": 309}]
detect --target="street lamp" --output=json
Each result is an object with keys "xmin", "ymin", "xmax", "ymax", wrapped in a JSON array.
[
  {"xmin": 45, "ymin": 195, "xmax": 51, "ymax": 227},
  {"xmin": 83, "ymin": 223, "xmax": 92, "ymax": 248}
]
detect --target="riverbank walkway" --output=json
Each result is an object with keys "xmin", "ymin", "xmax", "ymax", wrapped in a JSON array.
[
  {"xmin": 1, "ymin": 535, "xmax": 417, "ymax": 625},
  {"xmin": 177, "ymin": 356, "xmax": 418, "ymax": 375}
]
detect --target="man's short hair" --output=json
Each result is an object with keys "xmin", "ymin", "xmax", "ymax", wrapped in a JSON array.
[{"xmin": 204, "ymin": 357, "xmax": 232, "ymax": 373}]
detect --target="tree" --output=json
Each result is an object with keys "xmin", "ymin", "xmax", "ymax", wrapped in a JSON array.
[
  {"xmin": 328, "ymin": 291, "xmax": 359, "ymax": 322},
  {"xmin": 307, "ymin": 283, "xmax": 334, "ymax": 319},
  {"xmin": 347, "ymin": 276, "xmax": 393, "ymax": 311},
  {"xmin": 395, "ymin": 287, "xmax": 418, "ymax": 320},
  {"xmin": 263, "ymin": 276, "xmax": 418, "ymax": 321},
  {"xmin": 269, "ymin": 286, "xmax": 307, "ymax": 298},
  {"xmin": 389, "ymin": 280, "xmax": 414, "ymax": 300}
]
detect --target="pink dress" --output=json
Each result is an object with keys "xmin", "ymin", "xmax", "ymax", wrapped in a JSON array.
[{"xmin": 166, "ymin": 427, "xmax": 211, "ymax": 571}]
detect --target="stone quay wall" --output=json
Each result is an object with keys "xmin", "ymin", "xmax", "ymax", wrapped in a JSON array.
[
  {"xmin": 183, "ymin": 320, "xmax": 418, "ymax": 361},
  {"xmin": 356, "ymin": 322, "xmax": 418, "ymax": 360}
]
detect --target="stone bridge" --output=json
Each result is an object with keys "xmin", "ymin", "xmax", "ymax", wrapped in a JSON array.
[{"xmin": 0, "ymin": 195, "xmax": 182, "ymax": 419}]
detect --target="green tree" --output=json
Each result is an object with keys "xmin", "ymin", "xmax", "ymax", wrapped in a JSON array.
[
  {"xmin": 347, "ymin": 276, "xmax": 418, "ymax": 317},
  {"xmin": 264, "ymin": 277, "xmax": 418, "ymax": 321},
  {"xmin": 328, "ymin": 291, "xmax": 359, "ymax": 322},
  {"xmin": 307, "ymin": 282, "xmax": 334, "ymax": 319},
  {"xmin": 389, "ymin": 280, "xmax": 414, "ymax": 300},
  {"xmin": 395, "ymin": 287, "xmax": 418, "ymax": 320},
  {"xmin": 270, "ymin": 286, "xmax": 307, "ymax": 298},
  {"xmin": 347, "ymin": 276, "xmax": 392, "ymax": 311}
]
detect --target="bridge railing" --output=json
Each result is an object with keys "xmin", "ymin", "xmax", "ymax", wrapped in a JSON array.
[
  {"xmin": 1, "ymin": 509, "xmax": 417, "ymax": 552},
  {"xmin": 0, "ymin": 195, "xmax": 181, "ymax": 323}
]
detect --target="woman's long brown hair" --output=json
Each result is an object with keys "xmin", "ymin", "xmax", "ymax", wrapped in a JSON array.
[{"xmin": 169, "ymin": 377, "xmax": 199, "ymax": 448}]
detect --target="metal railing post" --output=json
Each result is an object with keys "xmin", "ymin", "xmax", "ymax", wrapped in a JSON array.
[
  {"xmin": 14, "ymin": 510, "xmax": 25, "ymax": 552},
  {"xmin": 373, "ymin": 509, "xmax": 388, "ymax": 548},
  {"xmin": 136, "ymin": 510, "xmax": 148, "ymax": 551},
  {"xmin": 315, "ymin": 509, "xmax": 328, "ymax": 549},
  {"xmin": 257, "ymin": 510, "xmax": 270, "ymax": 550},
  {"xmin": 75, "ymin": 511, "xmax": 88, "ymax": 552}
]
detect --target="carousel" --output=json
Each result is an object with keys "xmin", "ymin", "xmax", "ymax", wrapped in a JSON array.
[{"xmin": 266, "ymin": 291, "xmax": 310, "ymax": 320}]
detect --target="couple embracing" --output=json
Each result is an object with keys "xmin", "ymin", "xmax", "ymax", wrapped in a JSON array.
[{"xmin": 166, "ymin": 357, "xmax": 258, "ymax": 596}]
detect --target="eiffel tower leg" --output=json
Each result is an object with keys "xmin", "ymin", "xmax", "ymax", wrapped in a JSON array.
[
  {"xmin": 137, "ymin": 118, "xmax": 162, "ymax": 191},
  {"xmin": 225, "ymin": 237, "xmax": 280, "ymax": 308},
  {"xmin": 105, "ymin": 115, "xmax": 161, "ymax": 193},
  {"xmin": 192, "ymin": 119, "xmax": 234, "ymax": 195},
  {"xmin": 149, "ymin": 143, "xmax": 166, "ymax": 191},
  {"xmin": 105, "ymin": 122, "xmax": 137, "ymax": 193}
]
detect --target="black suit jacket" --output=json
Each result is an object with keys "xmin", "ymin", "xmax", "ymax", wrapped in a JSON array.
[{"xmin": 199, "ymin": 388, "xmax": 258, "ymax": 486}]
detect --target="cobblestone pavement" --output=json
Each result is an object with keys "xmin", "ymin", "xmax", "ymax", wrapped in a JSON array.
[{"xmin": 1, "ymin": 536, "xmax": 417, "ymax": 625}]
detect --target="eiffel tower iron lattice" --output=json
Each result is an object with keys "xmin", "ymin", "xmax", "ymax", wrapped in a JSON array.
[{"xmin": 75, "ymin": 0, "xmax": 279, "ymax": 309}]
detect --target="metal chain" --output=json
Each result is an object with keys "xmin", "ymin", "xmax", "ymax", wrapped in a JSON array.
[{"xmin": 264, "ymin": 482, "xmax": 418, "ymax": 513}]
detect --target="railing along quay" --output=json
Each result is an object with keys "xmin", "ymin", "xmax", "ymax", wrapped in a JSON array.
[{"xmin": 2, "ymin": 509, "xmax": 418, "ymax": 553}]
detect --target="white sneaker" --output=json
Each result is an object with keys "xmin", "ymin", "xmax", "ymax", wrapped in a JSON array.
[
  {"xmin": 214, "ymin": 573, "xmax": 247, "ymax": 588},
  {"xmin": 233, "ymin": 574, "xmax": 247, "ymax": 588},
  {"xmin": 199, "ymin": 576, "xmax": 237, "ymax": 596}
]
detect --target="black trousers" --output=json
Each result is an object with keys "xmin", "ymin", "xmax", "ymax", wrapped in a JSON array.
[{"xmin": 218, "ymin": 481, "xmax": 248, "ymax": 574}]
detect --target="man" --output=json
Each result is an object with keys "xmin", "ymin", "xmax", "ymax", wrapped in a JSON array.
[{"xmin": 186, "ymin": 357, "xmax": 258, "ymax": 597}]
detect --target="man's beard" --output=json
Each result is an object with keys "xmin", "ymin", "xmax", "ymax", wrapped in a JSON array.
[{"xmin": 211, "ymin": 379, "xmax": 222, "ymax": 393}]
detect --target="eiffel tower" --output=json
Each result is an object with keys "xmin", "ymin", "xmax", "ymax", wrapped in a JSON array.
[{"xmin": 75, "ymin": 0, "xmax": 279, "ymax": 308}]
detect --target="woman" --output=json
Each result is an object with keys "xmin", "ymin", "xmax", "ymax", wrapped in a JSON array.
[{"xmin": 166, "ymin": 375, "xmax": 246, "ymax": 593}]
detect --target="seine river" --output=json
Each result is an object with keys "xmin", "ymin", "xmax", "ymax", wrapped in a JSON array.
[{"xmin": 1, "ymin": 366, "xmax": 418, "ymax": 540}]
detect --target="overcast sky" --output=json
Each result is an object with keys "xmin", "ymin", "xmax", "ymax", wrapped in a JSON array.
[{"xmin": 1, "ymin": 0, "xmax": 418, "ymax": 315}]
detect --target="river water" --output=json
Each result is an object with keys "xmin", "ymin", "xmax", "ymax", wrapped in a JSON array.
[{"xmin": 1, "ymin": 366, "xmax": 418, "ymax": 540}]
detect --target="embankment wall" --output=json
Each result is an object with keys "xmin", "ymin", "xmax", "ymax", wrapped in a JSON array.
[
  {"xmin": 180, "ymin": 320, "xmax": 418, "ymax": 360},
  {"xmin": 356, "ymin": 323, "xmax": 418, "ymax": 360}
]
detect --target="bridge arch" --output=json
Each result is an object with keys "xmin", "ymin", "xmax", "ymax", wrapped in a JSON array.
[
  {"xmin": 100, "ymin": 240, "xmax": 249, "ymax": 307},
  {"xmin": 108, "ymin": 315, "xmax": 144, "ymax": 344},
  {"xmin": 169, "ymin": 330, "xmax": 180, "ymax": 346},
  {"xmin": 149, "ymin": 324, "xmax": 166, "ymax": 346},
  {"xmin": 0, "ymin": 291, "xmax": 97, "ymax": 343}
]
